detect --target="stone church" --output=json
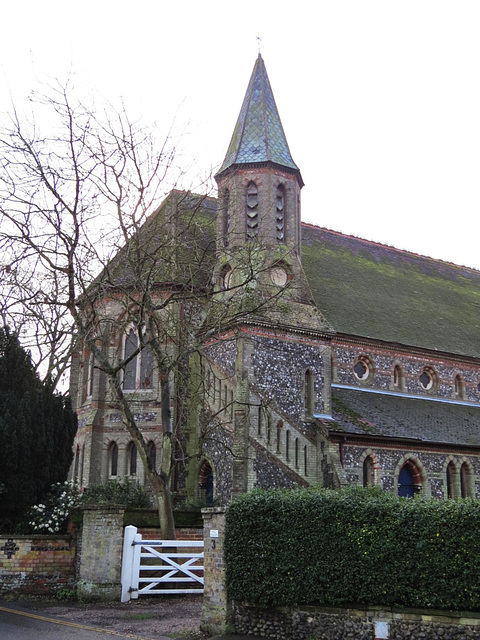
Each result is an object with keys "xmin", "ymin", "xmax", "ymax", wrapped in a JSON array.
[{"xmin": 70, "ymin": 54, "xmax": 480, "ymax": 505}]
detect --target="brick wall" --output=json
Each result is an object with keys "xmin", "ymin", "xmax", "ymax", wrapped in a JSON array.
[
  {"xmin": 137, "ymin": 527, "xmax": 203, "ymax": 540},
  {"xmin": 0, "ymin": 511, "xmax": 204, "ymax": 600},
  {"xmin": 201, "ymin": 507, "xmax": 229, "ymax": 636},
  {"xmin": 0, "ymin": 535, "xmax": 75, "ymax": 595},
  {"xmin": 77, "ymin": 506, "xmax": 124, "ymax": 600}
]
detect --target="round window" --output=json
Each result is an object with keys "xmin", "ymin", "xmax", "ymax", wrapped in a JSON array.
[
  {"xmin": 419, "ymin": 368, "xmax": 436, "ymax": 391},
  {"xmin": 354, "ymin": 361, "xmax": 368, "ymax": 380},
  {"xmin": 270, "ymin": 266, "xmax": 288, "ymax": 287},
  {"xmin": 353, "ymin": 356, "xmax": 374, "ymax": 382}
]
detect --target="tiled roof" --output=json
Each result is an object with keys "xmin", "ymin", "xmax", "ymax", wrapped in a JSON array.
[
  {"xmin": 94, "ymin": 188, "xmax": 480, "ymax": 359},
  {"xmin": 218, "ymin": 54, "xmax": 299, "ymax": 175},
  {"xmin": 302, "ymin": 225, "xmax": 480, "ymax": 358},
  {"xmin": 88, "ymin": 191, "xmax": 217, "ymax": 293},
  {"xmin": 331, "ymin": 388, "xmax": 480, "ymax": 446}
]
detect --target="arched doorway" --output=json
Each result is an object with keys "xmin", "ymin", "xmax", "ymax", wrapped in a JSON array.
[
  {"xmin": 198, "ymin": 460, "xmax": 214, "ymax": 506},
  {"xmin": 398, "ymin": 461, "xmax": 421, "ymax": 498}
]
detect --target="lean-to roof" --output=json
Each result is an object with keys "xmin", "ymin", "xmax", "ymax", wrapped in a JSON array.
[{"xmin": 330, "ymin": 388, "xmax": 480, "ymax": 446}]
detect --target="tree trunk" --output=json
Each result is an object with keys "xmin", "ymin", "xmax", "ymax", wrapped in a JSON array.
[{"xmin": 106, "ymin": 373, "xmax": 177, "ymax": 539}]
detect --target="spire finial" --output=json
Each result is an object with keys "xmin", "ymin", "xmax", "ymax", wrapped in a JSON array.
[{"xmin": 256, "ymin": 34, "xmax": 262, "ymax": 57}]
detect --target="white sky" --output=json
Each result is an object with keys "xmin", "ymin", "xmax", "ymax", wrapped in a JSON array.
[{"xmin": 1, "ymin": 1, "xmax": 480, "ymax": 269}]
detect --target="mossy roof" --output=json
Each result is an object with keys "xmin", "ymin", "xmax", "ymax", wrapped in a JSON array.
[
  {"xmin": 330, "ymin": 388, "xmax": 480, "ymax": 446},
  {"xmin": 93, "ymin": 191, "xmax": 217, "ymax": 293},
  {"xmin": 301, "ymin": 225, "xmax": 480, "ymax": 358},
  {"xmin": 94, "ymin": 190, "xmax": 480, "ymax": 359}
]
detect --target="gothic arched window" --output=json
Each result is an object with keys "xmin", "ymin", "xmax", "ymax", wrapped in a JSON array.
[
  {"xmin": 148, "ymin": 441, "xmax": 156, "ymax": 471},
  {"xmin": 109, "ymin": 442, "xmax": 118, "ymax": 477},
  {"xmin": 198, "ymin": 460, "xmax": 214, "ymax": 506},
  {"xmin": 454, "ymin": 374, "xmax": 465, "ymax": 399},
  {"xmin": 128, "ymin": 442, "xmax": 137, "ymax": 476},
  {"xmin": 123, "ymin": 328, "xmax": 154, "ymax": 391},
  {"xmin": 393, "ymin": 364, "xmax": 404, "ymax": 391},
  {"xmin": 81, "ymin": 352, "xmax": 95, "ymax": 403},
  {"xmin": 246, "ymin": 181, "xmax": 259, "ymax": 240},
  {"xmin": 304, "ymin": 368, "xmax": 315, "ymax": 418},
  {"xmin": 460, "ymin": 462, "xmax": 472, "ymax": 498},
  {"xmin": 276, "ymin": 420, "xmax": 283, "ymax": 453},
  {"xmin": 398, "ymin": 461, "xmax": 421, "ymax": 498},
  {"xmin": 446, "ymin": 461, "xmax": 457, "ymax": 499},
  {"xmin": 363, "ymin": 456, "xmax": 375, "ymax": 487},
  {"xmin": 73, "ymin": 444, "xmax": 80, "ymax": 482}
]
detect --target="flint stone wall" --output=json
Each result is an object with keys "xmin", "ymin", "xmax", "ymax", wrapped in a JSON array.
[{"xmin": 233, "ymin": 603, "xmax": 480, "ymax": 640}]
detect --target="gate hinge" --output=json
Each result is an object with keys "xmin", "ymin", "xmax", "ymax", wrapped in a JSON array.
[{"xmin": 128, "ymin": 587, "xmax": 138, "ymax": 593}]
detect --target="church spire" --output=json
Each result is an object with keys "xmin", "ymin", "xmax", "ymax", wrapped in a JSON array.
[
  {"xmin": 217, "ymin": 54, "xmax": 302, "ymax": 185},
  {"xmin": 213, "ymin": 56, "xmax": 331, "ymax": 333}
]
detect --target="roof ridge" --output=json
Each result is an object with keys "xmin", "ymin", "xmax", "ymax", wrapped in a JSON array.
[{"xmin": 302, "ymin": 220, "xmax": 480, "ymax": 274}]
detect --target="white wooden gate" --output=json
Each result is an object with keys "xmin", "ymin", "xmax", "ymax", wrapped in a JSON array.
[{"xmin": 121, "ymin": 525, "xmax": 204, "ymax": 602}]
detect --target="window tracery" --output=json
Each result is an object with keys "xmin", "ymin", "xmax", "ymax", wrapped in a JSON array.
[{"xmin": 123, "ymin": 328, "xmax": 154, "ymax": 391}]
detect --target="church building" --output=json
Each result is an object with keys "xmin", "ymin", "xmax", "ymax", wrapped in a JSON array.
[{"xmin": 70, "ymin": 55, "xmax": 480, "ymax": 505}]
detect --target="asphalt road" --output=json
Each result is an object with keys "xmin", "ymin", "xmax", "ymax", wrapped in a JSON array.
[
  {"xmin": 0, "ymin": 600, "xmax": 264, "ymax": 640},
  {"xmin": 0, "ymin": 603, "xmax": 172, "ymax": 640}
]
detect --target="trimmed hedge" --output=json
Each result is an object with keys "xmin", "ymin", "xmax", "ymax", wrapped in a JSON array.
[{"xmin": 225, "ymin": 487, "xmax": 480, "ymax": 610}]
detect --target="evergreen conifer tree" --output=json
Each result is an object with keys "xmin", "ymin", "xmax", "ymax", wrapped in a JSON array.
[{"xmin": 0, "ymin": 328, "xmax": 77, "ymax": 531}]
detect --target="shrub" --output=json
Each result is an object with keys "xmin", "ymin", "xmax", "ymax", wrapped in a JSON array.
[
  {"xmin": 225, "ymin": 486, "xmax": 480, "ymax": 610},
  {"xmin": 28, "ymin": 481, "xmax": 81, "ymax": 533},
  {"xmin": 0, "ymin": 328, "xmax": 77, "ymax": 530},
  {"xmin": 28, "ymin": 477, "xmax": 152, "ymax": 533},
  {"xmin": 82, "ymin": 477, "xmax": 152, "ymax": 509}
]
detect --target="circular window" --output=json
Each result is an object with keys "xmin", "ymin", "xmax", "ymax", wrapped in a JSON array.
[
  {"xmin": 419, "ymin": 371, "xmax": 432, "ymax": 389},
  {"xmin": 353, "ymin": 356, "xmax": 374, "ymax": 383},
  {"xmin": 419, "ymin": 367, "xmax": 437, "ymax": 392},
  {"xmin": 270, "ymin": 265, "xmax": 288, "ymax": 287}
]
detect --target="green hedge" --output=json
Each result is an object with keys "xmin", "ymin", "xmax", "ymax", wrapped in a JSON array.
[{"xmin": 225, "ymin": 487, "xmax": 480, "ymax": 610}]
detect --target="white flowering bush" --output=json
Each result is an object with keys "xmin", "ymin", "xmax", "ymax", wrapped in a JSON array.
[{"xmin": 28, "ymin": 482, "xmax": 81, "ymax": 533}]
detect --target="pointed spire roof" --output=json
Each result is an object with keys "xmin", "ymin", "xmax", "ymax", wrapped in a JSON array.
[{"xmin": 217, "ymin": 54, "xmax": 301, "ymax": 179}]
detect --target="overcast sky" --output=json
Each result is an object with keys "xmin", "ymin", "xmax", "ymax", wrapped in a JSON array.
[{"xmin": 2, "ymin": 1, "xmax": 480, "ymax": 269}]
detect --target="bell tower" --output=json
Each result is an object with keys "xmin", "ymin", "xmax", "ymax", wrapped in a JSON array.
[
  {"xmin": 215, "ymin": 54, "xmax": 303, "ymax": 252},
  {"xmin": 210, "ymin": 56, "xmax": 332, "ymax": 500},
  {"xmin": 214, "ymin": 54, "xmax": 328, "ymax": 319}
]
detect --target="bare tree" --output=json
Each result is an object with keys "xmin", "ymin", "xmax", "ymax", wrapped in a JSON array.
[{"xmin": 0, "ymin": 82, "xmax": 292, "ymax": 537}]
